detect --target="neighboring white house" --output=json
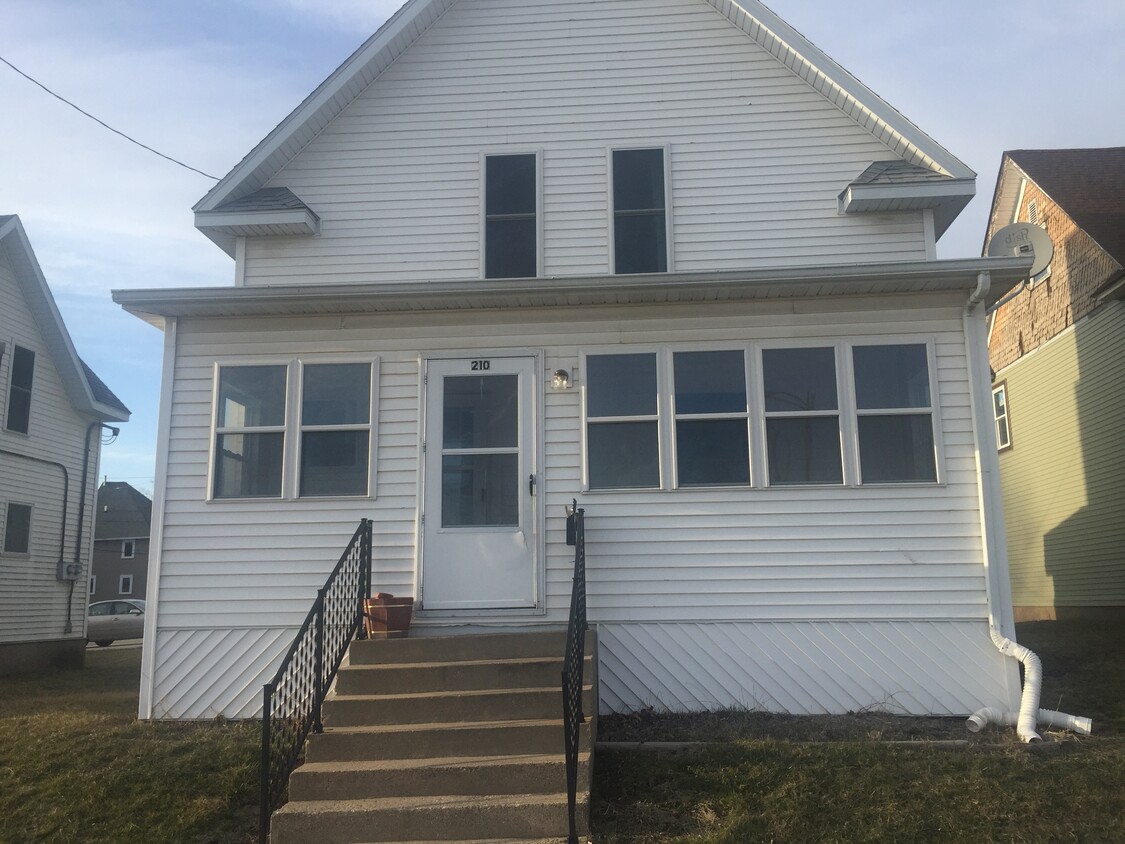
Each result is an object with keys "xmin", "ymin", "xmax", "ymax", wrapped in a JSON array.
[
  {"xmin": 116, "ymin": 0, "xmax": 1033, "ymax": 720},
  {"xmin": 0, "ymin": 215, "xmax": 129, "ymax": 676}
]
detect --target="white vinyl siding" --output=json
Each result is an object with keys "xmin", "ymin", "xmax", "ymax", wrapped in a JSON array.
[
  {"xmin": 148, "ymin": 292, "xmax": 1001, "ymax": 718},
  {"xmin": 246, "ymin": 0, "xmax": 926, "ymax": 286}
]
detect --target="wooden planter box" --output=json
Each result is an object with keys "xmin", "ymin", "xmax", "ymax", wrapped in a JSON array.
[{"xmin": 364, "ymin": 594, "xmax": 414, "ymax": 637}]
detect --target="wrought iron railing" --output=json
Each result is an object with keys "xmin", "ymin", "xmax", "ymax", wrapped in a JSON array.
[
  {"xmin": 561, "ymin": 502, "xmax": 587, "ymax": 844},
  {"xmin": 259, "ymin": 518, "xmax": 372, "ymax": 843}
]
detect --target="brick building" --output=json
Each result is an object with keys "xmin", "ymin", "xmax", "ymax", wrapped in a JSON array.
[{"xmin": 985, "ymin": 147, "xmax": 1125, "ymax": 619}]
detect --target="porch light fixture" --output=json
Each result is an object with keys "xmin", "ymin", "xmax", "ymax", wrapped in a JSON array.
[{"xmin": 552, "ymin": 369, "xmax": 572, "ymax": 390}]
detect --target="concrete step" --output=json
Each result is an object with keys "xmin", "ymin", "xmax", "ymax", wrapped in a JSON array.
[
  {"xmin": 288, "ymin": 752, "xmax": 591, "ymax": 801},
  {"xmin": 348, "ymin": 631, "xmax": 574, "ymax": 665},
  {"xmin": 322, "ymin": 685, "xmax": 595, "ymax": 727},
  {"xmin": 270, "ymin": 792, "xmax": 587, "ymax": 843},
  {"xmin": 305, "ymin": 719, "xmax": 591, "ymax": 763},
  {"xmin": 334, "ymin": 656, "xmax": 588, "ymax": 696}
]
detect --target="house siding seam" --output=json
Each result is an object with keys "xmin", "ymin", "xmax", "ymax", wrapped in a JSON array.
[
  {"xmin": 245, "ymin": 0, "xmax": 926, "ymax": 287},
  {"xmin": 144, "ymin": 293, "xmax": 1009, "ymax": 719}
]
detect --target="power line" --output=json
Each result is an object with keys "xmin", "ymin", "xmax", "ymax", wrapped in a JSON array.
[{"xmin": 0, "ymin": 53, "xmax": 220, "ymax": 181}]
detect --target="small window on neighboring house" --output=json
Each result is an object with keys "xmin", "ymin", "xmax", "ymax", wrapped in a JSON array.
[
  {"xmin": 5, "ymin": 345, "xmax": 35, "ymax": 434},
  {"xmin": 122, "ymin": 539, "xmax": 135, "ymax": 559},
  {"xmin": 585, "ymin": 353, "xmax": 660, "ymax": 489},
  {"xmin": 673, "ymin": 350, "xmax": 750, "ymax": 486},
  {"xmin": 3, "ymin": 502, "xmax": 32, "ymax": 554},
  {"xmin": 762, "ymin": 347, "xmax": 843, "ymax": 485},
  {"xmin": 213, "ymin": 365, "xmax": 287, "ymax": 499},
  {"xmin": 612, "ymin": 148, "xmax": 668, "ymax": 274},
  {"xmin": 119, "ymin": 574, "xmax": 133, "ymax": 595},
  {"xmin": 89, "ymin": 575, "xmax": 97, "ymax": 595},
  {"xmin": 993, "ymin": 384, "xmax": 1011, "ymax": 450},
  {"xmin": 852, "ymin": 344, "xmax": 937, "ymax": 483},
  {"xmin": 299, "ymin": 363, "xmax": 372, "ymax": 497},
  {"xmin": 484, "ymin": 153, "xmax": 537, "ymax": 279}
]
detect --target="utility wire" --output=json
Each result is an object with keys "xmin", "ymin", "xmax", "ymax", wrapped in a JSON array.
[{"xmin": 0, "ymin": 53, "xmax": 220, "ymax": 180}]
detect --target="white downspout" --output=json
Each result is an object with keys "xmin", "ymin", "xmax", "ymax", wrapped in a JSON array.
[{"xmin": 963, "ymin": 272, "xmax": 1091, "ymax": 742}]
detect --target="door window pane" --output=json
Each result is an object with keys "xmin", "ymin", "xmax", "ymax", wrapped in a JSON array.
[
  {"xmin": 587, "ymin": 421, "xmax": 659, "ymax": 490},
  {"xmin": 442, "ymin": 454, "xmax": 519, "ymax": 527},
  {"xmin": 766, "ymin": 418, "xmax": 843, "ymax": 485},
  {"xmin": 443, "ymin": 375, "xmax": 518, "ymax": 449},
  {"xmin": 300, "ymin": 431, "xmax": 370, "ymax": 496}
]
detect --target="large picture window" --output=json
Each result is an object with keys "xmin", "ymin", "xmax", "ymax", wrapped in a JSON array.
[
  {"xmin": 673, "ymin": 350, "xmax": 749, "ymax": 486},
  {"xmin": 762, "ymin": 347, "xmax": 843, "ymax": 485},
  {"xmin": 213, "ymin": 365, "xmax": 287, "ymax": 499},
  {"xmin": 5, "ymin": 345, "xmax": 35, "ymax": 434},
  {"xmin": 585, "ymin": 353, "xmax": 660, "ymax": 489},
  {"xmin": 484, "ymin": 153, "xmax": 537, "ymax": 279},
  {"xmin": 612, "ymin": 148, "xmax": 668, "ymax": 274},
  {"xmin": 852, "ymin": 344, "xmax": 937, "ymax": 483},
  {"xmin": 300, "ymin": 363, "xmax": 372, "ymax": 497}
]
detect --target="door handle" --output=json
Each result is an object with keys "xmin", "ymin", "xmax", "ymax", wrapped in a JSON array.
[{"xmin": 529, "ymin": 474, "xmax": 537, "ymax": 496}]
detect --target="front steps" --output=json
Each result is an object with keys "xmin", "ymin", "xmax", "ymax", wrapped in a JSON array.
[{"xmin": 270, "ymin": 630, "xmax": 595, "ymax": 843}]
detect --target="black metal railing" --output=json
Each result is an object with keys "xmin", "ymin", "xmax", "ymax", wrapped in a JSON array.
[
  {"xmin": 561, "ymin": 502, "xmax": 587, "ymax": 844},
  {"xmin": 259, "ymin": 518, "xmax": 372, "ymax": 843}
]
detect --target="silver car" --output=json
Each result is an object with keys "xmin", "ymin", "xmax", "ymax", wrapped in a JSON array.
[{"xmin": 86, "ymin": 599, "xmax": 146, "ymax": 646}]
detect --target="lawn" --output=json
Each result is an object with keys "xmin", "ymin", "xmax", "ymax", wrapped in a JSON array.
[
  {"xmin": 0, "ymin": 647, "xmax": 259, "ymax": 844},
  {"xmin": 0, "ymin": 622, "xmax": 1120, "ymax": 843}
]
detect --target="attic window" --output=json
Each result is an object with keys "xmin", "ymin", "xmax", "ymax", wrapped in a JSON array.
[
  {"xmin": 484, "ymin": 154, "xmax": 538, "ymax": 279},
  {"xmin": 1027, "ymin": 198, "xmax": 1039, "ymax": 226},
  {"xmin": 5, "ymin": 345, "xmax": 35, "ymax": 434},
  {"xmin": 612, "ymin": 148, "xmax": 669, "ymax": 274}
]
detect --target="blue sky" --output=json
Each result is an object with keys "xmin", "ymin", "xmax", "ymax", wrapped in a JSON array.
[{"xmin": 3, "ymin": 0, "xmax": 1123, "ymax": 495}]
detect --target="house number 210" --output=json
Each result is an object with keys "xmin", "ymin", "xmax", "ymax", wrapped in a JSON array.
[{"xmin": 470, "ymin": 360, "xmax": 491, "ymax": 370}]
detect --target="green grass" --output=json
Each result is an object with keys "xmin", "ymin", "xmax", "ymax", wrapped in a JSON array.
[
  {"xmin": 0, "ymin": 648, "xmax": 259, "ymax": 844},
  {"xmin": 592, "ymin": 620, "xmax": 1125, "ymax": 843}
]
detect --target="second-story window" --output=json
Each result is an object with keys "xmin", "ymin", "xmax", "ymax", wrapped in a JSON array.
[
  {"xmin": 5, "ymin": 345, "xmax": 35, "ymax": 434},
  {"xmin": 484, "ymin": 153, "xmax": 537, "ymax": 279},
  {"xmin": 612, "ymin": 148, "xmax": 668, "ymax": 275}
]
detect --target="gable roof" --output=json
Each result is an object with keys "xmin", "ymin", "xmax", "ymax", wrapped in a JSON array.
[
  {"xmin": 194, "ymin": 0, "xmax": 974, "ymax": 223},
  {"xmin": 1006, "ymin": 148, "xmax": 1125, "ymax": 266},
  {"xmin": 0, "ymin": 215, "xmax": 129, "ymax": 422},
  {"xmin": 95, "ymin": 481, "xmax": 152, "ymax": 540}
]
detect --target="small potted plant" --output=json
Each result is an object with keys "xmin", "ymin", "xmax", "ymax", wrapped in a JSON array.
[{"xmin": 363, "ymin": 592, "xmax": 414, "ymax": 637}]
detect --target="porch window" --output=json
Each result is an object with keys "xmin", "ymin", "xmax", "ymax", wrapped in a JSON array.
[
  {"xmin": 5, "ymin": 345, "xmax": 35, "ymax": 434},
  {"xmin": 762, "ymin": 347, "xmax": 843, "ymax": 485},
  {"xmin": 586, "ymin": 353, "xmax": 660, "ymax": 489},
  {"xmin": 993, "ymin": 383, "xmax": 1011, "ymax": 450},
  {"xmin": 212, "ymin": 365, "xmax": 287, "ymax": 499},
  {"xmin": 299, "ymin": 363, "xmax": 372, "ymax": 497},
  {"xmin": 484, "ymin": 153, "xmax": 537, "ymax": 279},
  {"xmin": 612, "ymin": 148, "xmax": 668, "ymax": 274},
  {"xmin": 852, "ymin": 344, "xmax": 937, "ymax": 483},
  {"xmin": 3, "ymin": 502, "xmax": 32, "ymax": 554},
  {"xmin": 673, "ymin": 350, "xmax": 749, "ymax": 486}
]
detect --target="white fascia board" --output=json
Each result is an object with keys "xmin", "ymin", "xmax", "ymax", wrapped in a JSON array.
[
  {"xmin": 0, "ymin": 216, "xmax": 121, "ymax": 420},
  {"xmin": 715, "ymin": 0, "xmax": 976, "ymax": 181},
  {"xmin": 194, "ymin": 0, "xmax": 454, "ymax": 213},
  {"xmin": 194, "ymin": 208, "xmax": 321, "ymax": 236},
  {"xmin": 839, "ymin": 179, "xmax": 976, "ymax": 208}
]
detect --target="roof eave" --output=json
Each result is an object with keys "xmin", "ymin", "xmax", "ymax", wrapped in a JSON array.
[{"xmin": 838, "ymin": 179, "xmax": 975, "ymax": 238}]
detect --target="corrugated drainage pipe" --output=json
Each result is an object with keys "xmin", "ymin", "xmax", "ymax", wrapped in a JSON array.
[{"xmin": 969, "ymin": 629, "xmax": 1092, "ymax": 742}]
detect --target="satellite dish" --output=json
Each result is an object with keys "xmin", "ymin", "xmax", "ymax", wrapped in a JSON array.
[{"xmin": 987, "ymin": 223, "xmax": 1054, "ymax": 277}]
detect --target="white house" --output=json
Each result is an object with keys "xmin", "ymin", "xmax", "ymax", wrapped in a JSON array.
[
  {"xmin": 115, "ymin": 0, "xmax": 1033, "ymax": 721},
  {"xmin": 0, "ymin": 215, "xmax": 129, "ymax": 676}
]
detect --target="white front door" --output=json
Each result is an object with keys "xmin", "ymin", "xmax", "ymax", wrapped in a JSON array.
[{"xmin": 421, "ymin": 356, "xmax": 538, "ymax": 610}]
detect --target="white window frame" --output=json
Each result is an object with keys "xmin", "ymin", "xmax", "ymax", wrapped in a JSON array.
[
  {"xmin": 122, "ymin": 539, "xmax": 135, "ymax": 559},
  {"xmin": 480, "ymin": 149, "xmax": 543, "ymax": 280},
  {"xmin": 4, "ymin": 343, "xmax": 35, "ymax": 435},
  {"xmin": 89, "ymin": 575, "xmax": 97, "ymax": 596},
  {"xmin": 580, "ymin": 338, "xmax": 944, "ymax": 493},
  {"xmin": 670, "ymin": 349, "xmax": 752, "ymax": 489},
  {"xmin": 119, "ymin": 574, "xmax": 133, "ymax": 595},
  {"xmin": 295, "ymin": 359, "xmax": 378, "ymax": 499},
  {"xmin": 207, "ymin": 357, "xmax": 379, "ymax": 502},
  {"xmin": 607, "ymin": 144, "xmax": 673, "ymax": 275},
  {"xmin": 993, "ymin": 382, "xmax": 1012, "ymax": 451}
]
